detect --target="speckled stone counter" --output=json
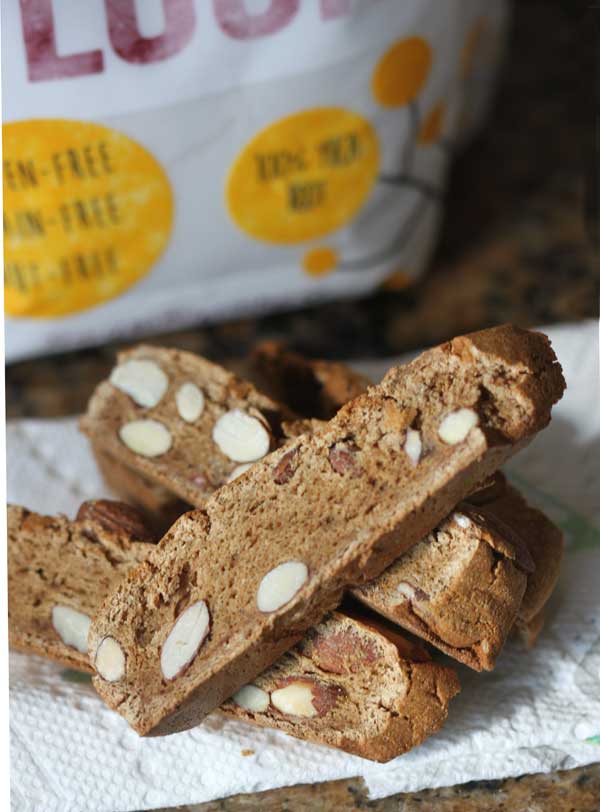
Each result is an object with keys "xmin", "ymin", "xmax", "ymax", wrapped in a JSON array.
[
  {"xmin": 174, "ymin": 765, "xmax": 600, "ymax": 812},
  {"xmin": 6, "ymin": 1, "xmax": 599, "ymax": 809}
]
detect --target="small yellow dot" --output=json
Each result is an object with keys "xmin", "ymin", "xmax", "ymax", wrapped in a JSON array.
[
  {"xmin": 418, "ymin": 101, "xmax": 446, "ymax": 145},
  {"xmin": 381, "ymin": 270, "xmax": 412, "ymax": 291},
  {"xmin": 372, "ymin": 37, "xmax": 432, "ymax": 108},
  {"xmin": 303, "ymin": 247, "xmax": 338, "ymax": 277}
]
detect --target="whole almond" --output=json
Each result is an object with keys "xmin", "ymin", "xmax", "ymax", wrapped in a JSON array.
[{"xmin": 76, "ymin": 500, "xmax": 156, "ymax": 542}]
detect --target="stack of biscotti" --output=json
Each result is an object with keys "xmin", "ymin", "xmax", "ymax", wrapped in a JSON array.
[
  {"xmin": 85, "ymin": 341, "xmax": 565, "ymax": 671},
  {"xmin": 77, "ymin": 325, "xmax": 564, "ymax": 741},
  {"xmin": 7, "ymin": 502, "xmax": 459, "ymax": 761},
  {"xmin": 10, "ymin": 325, "xmax": 565, "ymax": 761}
]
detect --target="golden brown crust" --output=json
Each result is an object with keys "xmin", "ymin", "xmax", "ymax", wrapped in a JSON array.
[
  {"xmin": 353, "ymin": 507, "xmax": 529, "ymax": 670},
  {"xmin": 476, "ymin": 485, "xmax": 565, "ymax": 622},
  {"xmin": 88, "ymin": 325, "xmax": 564, "ymax": 736}
]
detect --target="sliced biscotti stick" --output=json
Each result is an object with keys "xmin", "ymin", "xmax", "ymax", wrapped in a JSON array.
[
  {"xmin": 250, "ymin": 340, "xmax": 371, "ymax": 419},
  {"xmin": 352, "ymin": 502, "xmax": 534, "ymax": 671},
  {"xmin": 88, "ymin": 325, "xmax": 564, "ymax": 736},
  {"xmin": 8, "ymin": 502, "xmax": 156, "ymax": 672},
  {"xmin": 222, "ymin": 609, "xmax": 459, "ymax": 762},
  {"xmin": 80, "ymin": 345, "xmax": 294, "ymax": 507},
  {"xmin": 93, "ymin": 424, "xmax": 542, "ymax": 669},
  {"xmin": 467, "ymin": 474, "xmax": 564, "ymax": 627},
  {"xmin": 96, "ymin": 443, "xmax": 538, "ymax": 671}
]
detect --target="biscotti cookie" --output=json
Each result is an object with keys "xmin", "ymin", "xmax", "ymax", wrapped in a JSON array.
[
  {"xmin": 250, "ymin": 340, "xmax": 371, "ymax": 419},
  {"xmin": 467, "ymin": 474, "xmax": 564, "ymax": 627},
  {"xmin": 80, "ymin": 345, "xmax": 294, "ymax": 507},
  {"xmin": 8, "ymin": 502, "xmax": 155, "ymax": 672},
  {"xmin": 88, "ymin": 325, "xmax": 564, "ymax": 736},
  {"xmin": 352, "ymin": 502, "xmax": 534, "ymax": 670},
  {"xmin": 222, "ymin": 609, "xmax": 459, "ymax": 762}
]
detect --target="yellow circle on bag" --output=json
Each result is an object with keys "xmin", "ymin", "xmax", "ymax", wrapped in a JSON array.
[
  {"xmin": 4, "ymin": 119, "xmax": 173, "ymax": 318},
  {"xmin": 226, "ymin": 108, "xmax": 379, "ymax": 244}
]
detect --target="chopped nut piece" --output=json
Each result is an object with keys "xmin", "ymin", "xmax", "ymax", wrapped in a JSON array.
[
  {"xmin": 396, "ymin": 581, "xmax": 429, "ymax": 603},
  {"xmin": 232, "ymin": 684, "xmax": 270, "ymax": 712},
  {"xmin": 161, "ymin": 601, "xmax": 210, "ymax": 681},
  {"xmin": 110, "ymin": 359, "xmax": 168, "ymax": 407},
  {"xmin": 309, "ymin": 628, "xmax": 378, "ymax": 674},
  {"xmin": 453, "ymin": 512, "xmax": 472, "ymax": 529},
  {"xmin": 257, "ymin": 561, "xmax": 308, "ymax": 613},
  {"xmin": 119, "ymin": 419, "xmax": 172, "ymax": 457},
  {"xmin": 76, "ymin": 500, "xmax": 155, "ymax": 541},
  {"xmin": 404, "ymin": 429, "xmax": 422, "ymax": 466},
  {"xmin": 271, "ymin": 677, "xmax": 342, "ymax": 718},
  {"xmin": 176, "ymin": 383, "xmax": 205, "ymax": 423},
  {"xmin": 95, "ymin": 637, "xmax": 126, "ymax": 682},
  {"xmin": 272, "ymin": 448, "xmax": 299, "ymax": 485},
  {"xmin": 438, "ymin": 408, "xmax": 479, "ymax": 445},
  {"xmin": 212, "ymin": 409, "xmax": 271, "ymax": 463},
  {"xmin": 328, "ymin": 443, "xmax": 363, "ymax": 477},
  {"xmin": 51, "ymin": 605, "xmax": 91, "ymax": 654}
]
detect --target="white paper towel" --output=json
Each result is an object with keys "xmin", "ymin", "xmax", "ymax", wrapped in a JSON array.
[{"xmin": 8, "ymin": 321, "xmax": 600, "ymax": 812}]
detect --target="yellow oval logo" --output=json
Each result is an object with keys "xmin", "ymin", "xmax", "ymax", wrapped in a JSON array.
[
  {"xmin": 3, "ymin": 119, "xmax": 173, "ymax": 318},
  {"xmin": 226, "ymin": 108, "xmax": 379, "ymax": 245}
]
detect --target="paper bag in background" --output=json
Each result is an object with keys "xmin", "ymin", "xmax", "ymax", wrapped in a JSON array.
[{"xmin": 3, "ymin": 0, "xmax": 509, "ymax": 362}]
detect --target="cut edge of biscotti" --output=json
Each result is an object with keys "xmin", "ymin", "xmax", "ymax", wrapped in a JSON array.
[
  {"xmin": 7, "ymin": 502, "xmax": 156, "ymax": 673},
  {"xmin": 221, "ymin": 608, "xmax": 460, "ymax": 762},
  {"xmin": 352, "ymin": 498, "xmax": 532, "ymax": 671},
  {"xmin": 87, "ymin": 325, "xmax": 565, "ymax": 737},
  {"xmin": 80, "ymin": 344, "xmax": 296, "ymax": 507},
  {"xmin": 472, "ymin": 478, "xmax": 565, "ymax": 623}
]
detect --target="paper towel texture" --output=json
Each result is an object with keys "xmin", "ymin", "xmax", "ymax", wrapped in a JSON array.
[{"xmin": 8, "ymin": 321, "xmax": 600, "ymax": 811}]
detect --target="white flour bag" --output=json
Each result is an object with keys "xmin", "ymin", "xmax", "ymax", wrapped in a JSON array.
[{"xmin": 3, "ymin": 0, "xmax": 509, "ymax": 361}]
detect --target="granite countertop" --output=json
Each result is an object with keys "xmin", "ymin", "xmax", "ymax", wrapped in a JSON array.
[
  {"xmin": 179, "ymin": 765, "xmax": 600, "ymax": 812},
  {"xmin": 6, "ymin": 1, "xmax": 599, "ymax": 809}
]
